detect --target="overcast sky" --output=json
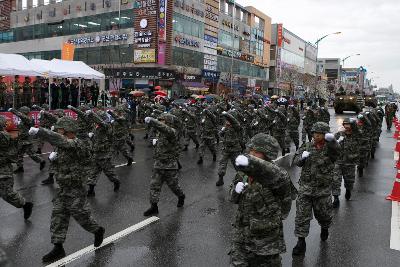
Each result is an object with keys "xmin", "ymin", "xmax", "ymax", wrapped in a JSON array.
[{"xmin": 237, "ymin": 0, "xmax": 400, "ymax": 92}]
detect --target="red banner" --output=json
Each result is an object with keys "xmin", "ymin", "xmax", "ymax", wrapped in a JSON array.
[{"xmin": 277, "ymin": 23, "xmax": 283, "ymax": 48}]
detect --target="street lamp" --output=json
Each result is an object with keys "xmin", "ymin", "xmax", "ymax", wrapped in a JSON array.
[
  {"xmin": 342, "ymin": 53, "xmax": 361, "ymax": 68},
  {"xmin": 314, "ymin": 32, "xmax": 341, "ymax": 100}
]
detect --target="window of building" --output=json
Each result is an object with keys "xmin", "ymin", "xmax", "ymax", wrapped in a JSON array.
[
  {"xmin": 225, "ymin": 2, "xmax": 229, "ymax": 14},
  {"xmin": 254, "ymin": 16, "xmax": 260, "ymax": 28},
  {"xmin": 32, "ymin": 0, "xmax": 38, "ymax": 7},
  {"xmin": 44, "ymin": 0, "xmax": 50, "ymax": 5},
  {"xmin": 22, "ymin": 0, "xmax": 27, "ymax": 10},
  {"xmin": 173, "ymin": 13, "xmax": 204, "ymax": 38}
]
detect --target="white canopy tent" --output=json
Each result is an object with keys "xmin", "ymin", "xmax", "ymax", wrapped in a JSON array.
[
  {"xmin": 30, "ymin": 58, "xmax": 105, "ymax": 107},
  {"xmin": 0, "ymin": 53, "xmax": 44, "ymax": 77}
]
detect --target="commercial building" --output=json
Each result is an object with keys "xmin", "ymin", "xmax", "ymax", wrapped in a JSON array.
[
  {"xmin": 269, "ymin": 23, "xmax": 317, "ymax": 97},
  {"xmin": 0, "ymin": 0, "xmax": 271, "ymax": 95},
  {"xmin": 317, "ymin": 58, "xmax": 341, "ymax": 83}
]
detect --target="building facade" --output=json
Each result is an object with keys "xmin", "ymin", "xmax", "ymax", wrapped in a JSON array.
[{"xmin": 0, "ymin": 0, "xmax": 271, "ymax": 95}]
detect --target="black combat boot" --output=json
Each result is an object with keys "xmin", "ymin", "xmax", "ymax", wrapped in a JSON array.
[
  {"xmin": 130, "ymin": 144, "xmax": 135, "ymax": 152},
  {"xmin": 183, "ymin": 145, "xmax": 188, "ymax": 151},
  {"xmin": 282, "ymin": 149, "xmax": 286, "ymax": 156},
  {"xmin": 332, "ymin": 195, "xmax": 340, "ymax": 209},
  {"xmin": 113, "ymin": 181, "xmax": 121, "ymax": 192},
  {"xmin": 14, "ymin": 167, "xmax": 24, "ymax": 173},
  {"xmin": 195, "ymin": 143, "xmax": 199, "ymax": 149},
  {"xmin": 177, "ymin": 160, "xmax": 182, "ymax": 170},
  {"xmin": 41, "ymin": 174, "xmax": 54, "ymax": 185},
  {"xmin": 216, "ymin": 175, "xmax": 224, "ymax": 187},
  {"xmin": 94, "ymin": 227, "xmax": 105, "ymax": 247},
  {"xmin": 36, "ymin": 148, "xmax": 42, "ymax": 154},
  {"xmin": 144, "ymin": 133, "xmax": 148, "ymax": 139},
  {"xmin": 40, "ymin": 161, "xmax": 46, "ymax": 170},
  {"xmin": 358, "ymin": 167, "xmax": 364, "ymax": 178},
  {"xmin": 144, "ymin": 203, "xmax": 159, "ymax": 216},
  {"xmin": 197, "ymin": 157, "xmax": 203, "ymax": 164},
  {"xmin": 320, "ymin": 228, "xmax": 329, "ymax": 241},
  {"xmin": 292, "ymin": 237, "xmax": 306, "ymax": 256},
  {"xmin": 213, "ymin": 153, "xmax": 217, "ymax": 162},
  {"xmin": 87, "ymin": 185, "xmax": 95, "ymax": 197},
  {"xmin": 177, "ymin": 195, "xmax": 185, "ymax": 207},
  {"xmin": 345, "ymin": 189, "xmax": 351, "ymax": 200},
  {"xmin": 23, "ymin": 202, "xmax": 33, "ymax": 220},
  {"xmin": 127, "ymin": 157, "xmax": 133, "ymax": 166},
  {"xmin": 42, "ymin": 243, "xmax": 66, "ymax": 263}
]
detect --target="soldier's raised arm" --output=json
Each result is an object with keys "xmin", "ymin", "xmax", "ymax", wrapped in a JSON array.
[
  {"xmin": 222, "ymin": 111, "xmax": 241, "ymax": 131},
  {"xmin": 35, "ymin": 127, "xmax": 78, "ymax": 149},
  {"xmin": 145, "ymin": 117, "xmax": 176, "ymax": 139},
  {"xmin": 68, "ymin": 105, "xmax": 86, "ymax": 119},
  {"xmin": 8, "ymin": 108, "xmax": 31, "ymax": 125}
]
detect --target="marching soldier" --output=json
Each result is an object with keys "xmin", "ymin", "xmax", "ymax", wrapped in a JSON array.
[
  {"xmin": 22, "ymin": 77, "xmax": 32, "ymax": 107},
  {"xmin": 143, "ymin": 114, "xmax": 186, "ymax": 216},
  {"xmin": 28, "ymin": 117, "xmax": 105, "ymax": 263},
  {"xmin": 0, "ymin": 76, "xmax": 6, "ymax": 110},
  {"xmin": 197, "ymin": 109, "xmax": 218, "ymax": 164},
  {"xmin": 181, "ymin": 107, "xmax": 200, "ymax": 150},
  {"xmin": 12, "ymin": 75, "xmax": 21, "ymax": 108},
  {"xmin": 292, "ymin": 122, "xmax": 338, "ymax": 256}
]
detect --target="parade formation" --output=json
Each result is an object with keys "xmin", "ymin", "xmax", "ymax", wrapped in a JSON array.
[{"xmin": 0, "ymin": 93, "xmax": 396, "ymax": 266}]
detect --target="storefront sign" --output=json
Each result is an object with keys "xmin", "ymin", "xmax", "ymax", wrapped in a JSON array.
[
  {"xmin": 61, "ymin": 43, "xmax": 75, "ymax": 61},
  {"xmin": 217, "ymin": 47, "xmax": 254, "ymax": 63},
  {"xmin": 174, "ymin": 0, "xmax": 204, "ymax": 18},
  {"xmin": 106, "ymin": 68, "xmax": 175, "ymax": 79},
  {"xmin": 222, "ymin": 20, "xmax": 239, "ymax": 31},
  {"xmin": 277, "ymin": 23, "xmax": 283, "ymax": 48},
  {"xmin": 134, "ymin": 0, "xmax": 157, "ymax": 16},
  {"xmin": 158, "ymin": 0, "xmax": 167, "ymax": 65},
  {"xmin": 202, "ymin": 70, "xmax": 220, "ymax": 81},
  {"xmin": 180, "ymin": 74, "xmax": 202, "ymax": 82},
  {"xmin": 134, "ymin": 31, "xmax": 153, "ymax": 48},
  {"xmin": 68, "ymin": 33, "xmax": 128, "ymax": 45},
  {"xmin": 205, "ymin": 5, "xmax": 218, "ymax": 22},
  {"xmin": 175, "ymin": 35, "xmax": 200, "ymax": 48},
  {"xmin": 134, "ymin": 49, "xmax": 156, "ymax": 63}
]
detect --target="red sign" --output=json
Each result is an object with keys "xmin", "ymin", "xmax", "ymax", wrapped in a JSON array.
[
  {"xmin": 0, "ymin": 0, "xmax": 12, "ymax": 31},
  {"xmin": 277, "ymin": 23, "xmax": 283, "ymax": 48}
]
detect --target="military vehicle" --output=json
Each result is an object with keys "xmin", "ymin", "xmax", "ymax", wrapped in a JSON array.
[
  {"xmin": 334, "ymin": 95, "xmax": 364, "ymax": 114},
  {"xmin": 364, "ymin": 95, "xmax": 378, "ymax": 108}
]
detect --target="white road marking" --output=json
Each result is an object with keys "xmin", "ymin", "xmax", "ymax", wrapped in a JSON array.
[
  {"xmin": 390, "ymin": 201, "xmax": 400, "ymax": 251},
  {"xmin": 115, "ymin": 162, "xmax": 136, "ymax": 168},
  {"xmin": 45, "ymin": 216, "xmax": 160, "ymax": 267},
  {"xmin": 23, "ymin": 151, "xmax": 51, "ymax": 158}
]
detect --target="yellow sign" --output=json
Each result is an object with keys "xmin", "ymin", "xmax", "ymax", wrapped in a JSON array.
[
  {"xmin": 61, "ymin": 43, "xmax": 75, "ymax": 61},
  {"xmin": 134, "ymin": 49, "xmax": 156, "ymax": 63}
]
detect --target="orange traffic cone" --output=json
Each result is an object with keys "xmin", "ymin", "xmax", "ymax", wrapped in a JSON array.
[
  {"xmin": 386, "ymin": 170, "xmax": 400, "ymax": 201},
  {"xmin": 396, "ymin": 135, "xmax": 400, "ymax": 152},
  {"xmin": 393, "ymin": 125, "xmax": 400, "ymax": 139},
  {"xmin": 396, "ymin": 160, "xmax": 400, "ymax": 169}
]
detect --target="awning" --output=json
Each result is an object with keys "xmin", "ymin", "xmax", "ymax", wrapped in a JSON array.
[{"xmin": 0, "ymin": 53, "xmax": 44, "ymax": 76}]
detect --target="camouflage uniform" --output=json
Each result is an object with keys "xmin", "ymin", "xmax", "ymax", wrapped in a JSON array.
[
  {"xmin": 365, "ymin": 112, "xmax": 378, "ymax": 159},
  {"xmin": 0, "ymin": 81, "xmax": 6, "ymax": 109},
  {"xmin": 0, "ymin": 117, "xmax": 26, "ymax": 208},
  {"xmin": 316, "ymin": 107, "xmax": 330, "ymax": 124},
  {"xmin": 87, "ymin": 111, "xmax": 120, "ymax": 189},
  {"xmin": 108, "ymin": 109, "xmax": 133, "ymax": 163},
  {"xmin": 12, "ymin": 80, "xmax": 21, "ymax": 108},
  {"xmin": 147, "ymin": 115, "xmax": 185, "ymax": 205},
  {"xmin": 271, "ymin": 108, "xmax": 287, "ymax": 155},
  {"xmin": 293, "ymin": 122, "xmax": 338, "ymax": 238},
  {"xmin": 182, "ymin": 108, "xmax": 199, "ymax": 149},
  {"xmin": 10, "ymin": 107, "xmax": 45, "ymax": 171},
  {"xmin": 217, "ymin": 112, "xmax": 243, "ymax": 184},
  {"xmin": 332, "ymin": 119, "xmax": 360, "ymax": 197},
  {"xmin": 32, "ymin": 79, "xmax": 42, "ymax": 105},
  {"xmin": 301, "ymin": 108, "xmax": 316, "ymax": 143},
  {"xmin": 230, "ymin": 135, "xmax": 292, "ymax": 267},
  {"xmin": 251, "ymin": 109, "xmax": 272, "ymax": 136},
  {"xmin": 286, "ymin": 106, "xmax": 300, "ymax": 151},
  {"xmin": 385, "ymin": 104, "xmax": 395, "ymax": 130},
  {"xmin": 198, "ymin": 109, "xmax": 218, "ymax": 161},
  {"xmin": 357, "ymin": 114, "xmax": 372, "ymax": 173},
  {"xmin": 35, "ymin": 119, "xmax": 102, "ymax": 246}
]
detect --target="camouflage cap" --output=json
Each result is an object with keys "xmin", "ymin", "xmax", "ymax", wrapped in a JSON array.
[
  {"xmin": 158, "ymin": 112, "xmax": 177, "ymax": 128},
  {"xmin": 96, "ymin": 110, "xmax": 108, "ymax": 121},
  {"xmin": 311, "ymin": 122, "xmax": 330, "ymax": 134},
  {"xmin": 54, "ymin": 109, "xmax": 65, "ymax": 118},
  {"xmin": 19, "ymin": 106, "xmax": 30, "ymax": 114},
  {"xmin": 342, "ymin": 118, "xmax": 356, "ymax": 125},
  {"xmin": 54, "ymin": 117, "xmax": 77, "ymax": 133},
  {"xmin": 0, "ymin": 116, "xmax": 6, "ymax": 130},
  {"xmin": 41, "ymin": 104, "xmax": 50, "ymax": 110},
  {"xmin": 247, "ymin": 133, "xmax": 280, "ymax": 161},
  {"xmin": 78, "ymin": 105, "xmax": 89, "ymax": 112}
]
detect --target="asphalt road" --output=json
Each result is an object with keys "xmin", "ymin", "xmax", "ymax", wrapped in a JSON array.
[{"xmin": 1, "ymin": 109, "xmax": 400, "ymax": 267}]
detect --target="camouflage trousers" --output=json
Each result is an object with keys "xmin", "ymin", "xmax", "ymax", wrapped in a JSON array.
[
  {"xmin": 87, "ymin": 157, "xmax": 119, "ymax": 186},
  {"xmin": 230, "ymin": 244, "xmax": 282, "ymax": 267},
  {"xmin": 218, "ymin": 150, "xmax": 241, "ymax": 177},
  {"xmin": 285, "ymin": 130, "xmax": 299, "ymax": 150},
  {"xmin": 50, "ymin": 189, "xmax": 100, "ymax": 244},
  {"xmin": 332, "ymin": 164, "xmax": 356, "ymax": 196},
  {"xmin": 0, "ymin": 92, "xmax": 5, "ymax": 108},
  {"xmin": 294, "ymin": 194, "xmax": 333, "ymax": 238},
  {"xmin": 184, "ymin": 131, "xmax": 199, "ymax": 147},
  {"xmin": 0, "ymin": 177, "xmax": 25, "ymax": 208},
  {"xmin": 301, "ymin": 127, "xmax": 312, "ymax": 143},
  {"xmin": 113, "ymin": 139, "xmax": 132, "ymax": 161},
  {"xmin": 199, "ymin": 138, "xmax": 217, "ymax": 158},
  {"xmin": 16, "ymin": 143, "xmax": 44, "ymax": 168},
  {"xmin": 149, "ymin": 169, "xmax": 184, "ymax": 204},
  {"xmin": 272, "ymin": 131, "xmax": 286, "ymax": 152}
]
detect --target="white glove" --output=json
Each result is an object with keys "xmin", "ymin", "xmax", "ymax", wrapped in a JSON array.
[
  {"xmin": 152, "ymin": 139, "xmax": 158, "ymax": 146},
  {"xmin": 287, "ymin": 118, "xmax": 290, "ymax": 122},
  {"xmin": 235, "ymin": 182, "xmax": 245, "ymax": 194},
  {"xmin": 40, "ymin": 110, "xmax": 44, "ymax": 115},
  {"xmin": 254, "ymin": 109, "xmax": 258, "ymax": 111},
  {"xmin": 221, "ymin": 127, "xmax": 226, "ymax": 131},
  {"xmin": 253, "ymin": 121, "xmax": 259, "ymax": 126},
  {"xmin": 235, "ymin": 155, "xmax": 249, "ymax": 167},
  {"xmin": 88, "ymin": 132, "xmax": 94, "ymax": 138},
  {"xmin": 243, "ymin": 118, "xmax": 246, "ymax": 122},
  {"xmin": 29, "ymin": 127, "xmax": 39, "ymax": 136},
  {"xmin": 358, "ymin": 114, "xmax": 364, "ymax": 119},
  {"xmin": 85, "ymin": 110, "xmax": 92, "ymax": 115},
  {"xmin": 51, "ymin": 126, "xmax": 55, "ymax": 131},
  {"xmin": 338, "ymin": 136, "xmax": 344, "ymax": 143},
  {"xmin": 67, "ymin": 105, "xmax": 73, "ymax": 109},
  {"xmin": 144, "ymin": 117, "xmax": 151, "ymax": 124},
  {"xmin": 48, "ymin": 152, "xmax": 58, "ymax": 161},
  {"xmin": 301, "ymin": 151, "xmax": 310, "ymax": 159},
  {"xmin": 272, "ymin": 120, "xmax": 277, "ymax": 124},
  {"xmin": 185, "ymin": 118, "xmax": 188, "ymax": 122},
  {"xmin": 222, "ymin": 111, "xmax": 227, "ymax": 115},
  {"xmin": 201, "ymin": 119, "xmax": 205, "ymax": 123},
  {"xmin": 325, "ymin": 133, "xmax": 335, "ymax": 141}
]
